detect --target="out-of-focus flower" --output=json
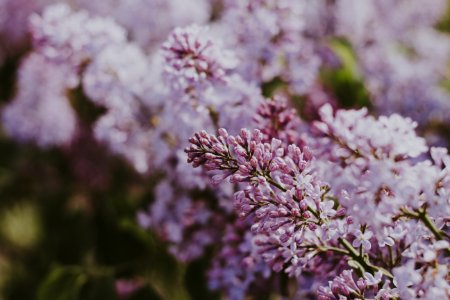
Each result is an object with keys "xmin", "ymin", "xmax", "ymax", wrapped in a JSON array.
[
  {"xmin": 162, "ymin": 25, "xmax": 237, "ymax": 92},
  {"xmin": 2, "ymin": 53, "xmax": 77, "ymax": 147}
]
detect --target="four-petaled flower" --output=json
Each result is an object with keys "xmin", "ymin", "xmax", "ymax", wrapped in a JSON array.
[{"xmin": 352, "ymin": 230, "xmax": 373, "ymax": 250}]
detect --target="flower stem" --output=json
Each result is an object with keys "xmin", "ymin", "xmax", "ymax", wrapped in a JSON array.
[
  {"xmin": 338, "ymin": 238, "xmax": 394, "ymax": 279},
  {"xmin": 417, "ymin": 209, "xmax": 444, "ymax": 240}
]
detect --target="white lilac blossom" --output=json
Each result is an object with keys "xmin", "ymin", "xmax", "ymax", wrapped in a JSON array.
[
  {"xmin": 1, "ymin": 53, "xmax": 77, "ymax": 147},
  {"xmin": 313, "ymin": 104, "xmax": 428, "ymax": 161}
]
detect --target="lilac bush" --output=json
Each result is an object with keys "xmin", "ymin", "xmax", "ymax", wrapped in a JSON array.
[
  {"xmin": 0, "ymin": 0, "xmax": 449, "ymax": 299},
  {"xmin": 186, "ymin": 105, "xmax": 449, "ymax": 298}
]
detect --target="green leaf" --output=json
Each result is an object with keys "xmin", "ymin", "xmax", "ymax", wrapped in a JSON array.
[
  {"xmin": 347, "ymin": 259, "xmax": 365, "ymax": 277},
  {"xmin": 80, "ymin": 275, "xmax": 118, "ymax": 300},
  {"xmin": 320, "ymin": 38, "xmax": 371, "ymax": 108},
  {"xmin": 37, "ymin": 266, "xmax": 88, "ymax": 300}
]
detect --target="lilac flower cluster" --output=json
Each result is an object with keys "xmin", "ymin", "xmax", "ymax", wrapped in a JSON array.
[
  {"xmin": 253, "ymin": 96, "xmax": 304, "ymax": 145},
  {"xmin": 1, "ymin": 1, "xmax": 449, "ymax": 299},
  {"xmin": 317, "ymin": 269, "xmax": 395, "ymax": 300},
  {"xmin": 162, "ymin": 24, "xmax": 237, "ymax": 92},
  {"xmin": 186, "ymin": 103, "xmax": 450, "ymax": 298},
  {"xmin": 312, "ymin": 104, "xmax": 449, "ymax": 235}
]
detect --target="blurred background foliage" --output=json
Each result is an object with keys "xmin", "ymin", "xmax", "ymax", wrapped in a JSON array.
[{"xmin": 0, "ymin": 4, "xmax": 449, "ymax": 300}]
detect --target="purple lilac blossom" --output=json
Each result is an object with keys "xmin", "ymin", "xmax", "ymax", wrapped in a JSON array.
[
  {"xmin": 1, "ymin": 1, "xmax": 450, "ymax": 298},
  {"xmin": 27, "ymin": 4, "xmax": 163, "ymax": 173},
  {"xmin": 186, "ymin": 103, "xmax": 450, "ymax": 297},
  {"xmin": 141, "ymin": 24, "xmax": 265, "ymax": 263},
  {"xmin": 185, "ymin": 128, "xmax": 345, "ymax": 278}
]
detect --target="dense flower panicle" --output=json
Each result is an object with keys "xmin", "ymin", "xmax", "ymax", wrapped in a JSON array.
[
  {"xmin": 1, "ymin": 53, "xmax": 77, "ymax": 147},
  {"xmin": 29, "ymin": 3, "xmax": 127, "ymax": 68},
  {"xmin": 187, "ymin": 103, "xmax": 450, "ymax": 297},
  {"xmin": 253, "ymin": 96, "xmax": 303, "ymax": 145},
  {"xmin": 312, "ymin": 104, "xmax": 450, "ymax": 234},
  {"xmin": 23, "ymin": 4, "xmax": 161, "ymax": 173},
  {"xmin": 317, "ymin": 270, "xmax": 397, "ymax": 300},
  {"xmin": 313, "ymin": 104, "xmax": 428, "ymax": 161},
  {"xmin": 186, "ymin": 128, "xmax": 351, "ymax": 277},
  {"xmin": 158, "ymin": 23, "xmax": 263, "ymax": 143},
  {"xmin": 307, "ymin": 104, "xmax": 450, "ymax": 298},
  {"xmin": 162, "ymin": 25, "xmax": 237, "ymax": 92}
]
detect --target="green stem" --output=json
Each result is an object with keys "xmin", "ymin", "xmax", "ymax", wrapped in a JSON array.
[
  {"xmin": 401, "ymin": 208, "xmax": 449, "ymax": 247},
  {"xmin": 317, "ymin": 246, "xmax": 349, "ymax": 256},
  {"xmin": 387, "ymin": 245, "xmax": 394, "ymax": 268},
  {"xmin": 307, "ymin": 206, "xmax": 320, "ymax": 219},
  {"xmin": 264, "ymin": 173, "xmax": 322, "ymax": 221},
  {"xmin": 417, "ymin": 210, "xmax": 444, "ymax": 241},
  {"xmin": 265, "ymin": 176, "xmax": 287, "ymax": 192},
  {"xmin": 338, "ymin": 238, "xmax": 394, "ymax": 279}
]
